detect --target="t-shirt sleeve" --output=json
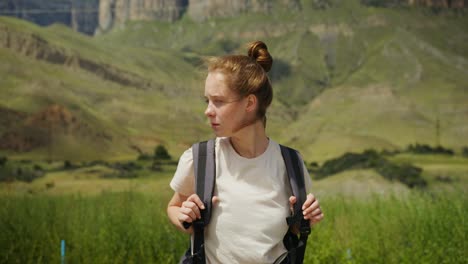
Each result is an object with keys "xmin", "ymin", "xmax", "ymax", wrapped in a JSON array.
[{"xmin": 169, "ymin": 147, "xmax": 195, "ymax": 196}]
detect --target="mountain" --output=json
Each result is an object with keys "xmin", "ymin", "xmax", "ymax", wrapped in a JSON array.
[
  {"xmin": 0, "ymin": 2, "xmax": 467, "ymax": 161},
  {"xmin": 0, "ymin": 0, "xmax": 99, "ymax": 35},
  {"xmin": 0, "ymin": 0, "xmax": 302, "ymax": 35},
  {"xmin": 0, "ymin": 16, "xmax": 210, "ymax": 160},
  {"xmin": 0, "ymin": 0, "xmax": 464, "ymax": 35}
]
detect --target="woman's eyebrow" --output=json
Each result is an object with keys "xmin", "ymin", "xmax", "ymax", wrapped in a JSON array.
[{"xmin": 205, "ymin": 95, "xmax": 225, "ymax": 99}]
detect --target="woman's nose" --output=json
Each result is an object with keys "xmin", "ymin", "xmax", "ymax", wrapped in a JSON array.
[{"xmin": 205, "ymin": 103, "xmax": 215, "ymax": 117}]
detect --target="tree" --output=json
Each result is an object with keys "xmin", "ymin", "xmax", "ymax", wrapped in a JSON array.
[
  {"xmin": 154, "ymin": 145, "xmax": 171, "ymax": 160},
  {"xmin": 0, "ymin": 156, "xmax": 7, "ymax": 167}
]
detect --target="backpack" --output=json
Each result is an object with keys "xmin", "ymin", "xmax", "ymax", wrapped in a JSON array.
[{"xmin": 179, "ymin": 139, "xmax": 311, "ymax": 264}]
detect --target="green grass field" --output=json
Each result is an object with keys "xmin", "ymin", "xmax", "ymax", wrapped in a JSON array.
[
  {"xmin": 1, "ymin": 186, "xmax": 465, "ymax": 263},
  {"xmin": 1, "ymin": 153, "xmax": 467, "ymax": 263}
]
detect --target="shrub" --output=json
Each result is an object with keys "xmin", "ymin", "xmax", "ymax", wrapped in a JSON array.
[
  {"xmin": 315, "ymin": 149, "xmax": 426, "ymax": 188},
  {"xmin": 407, "ymin": 144, "xmax": 454, "ymax": 155},
  {"xmin": 154, "ymin": 145, "xmax": 171, "ymax": 160},
  {"xmin": 102, "ymin": 162, "xmax": 143, "ymax": 179},
  {"xmin": 315, "ymin": 150, "xmax": 384, "ymax": 178},
  {"xmin": 0, "ymin": 156, "xmax": 8, "ymax": 166},
  {"xmin": 361, "ymin": 0, "xmax": 405, "ymax": 7},
  {"xmin": 87, "ymin": 160, "xmax": 106, "ymax": 166},
  {"xmin": 63, "ymin": 160, "xmax": 74, "ymax": 170},
  {"xmin": 0, "ymin": 165, "xmax": 46, "ymax": 183},
  {"xmin": 111, "ymin": 162, "xmax": 142, "ymax": 171},
  {"xmin": 151, "ymin": 160, "xmax": 163, "ymax": 172},
  {"xmin": 462, "ymin": 147, "xmax": 468, "ymax": 157},
  {"xmin": 0, "ymin": 166, "xmax": 14, "ymax": 182},
  {"xmin": 308, "ymin": 161, "xmax": 319, "ymax": 173},
  {"xmin": 376, "ymin": 162, "xmax": 426, "ymax": 188},
  {"xmin": 137, "ymin": 153, "xmax": 152, "ymax": 161}
]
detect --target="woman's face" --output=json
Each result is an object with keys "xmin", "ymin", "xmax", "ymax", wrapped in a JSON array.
[{"xmin": 204, "ymin": 71, "xmax": 253, "ymax": 137}]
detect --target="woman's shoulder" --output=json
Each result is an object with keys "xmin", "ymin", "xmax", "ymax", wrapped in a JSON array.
[{"xmin": 178, "ymin": 146, "xmax": 194, "ymax": 166}]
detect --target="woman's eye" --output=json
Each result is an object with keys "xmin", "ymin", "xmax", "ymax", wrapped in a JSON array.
[{"xmin": 204, "ymin": 98, "xmax": 225, "ymax": 106}]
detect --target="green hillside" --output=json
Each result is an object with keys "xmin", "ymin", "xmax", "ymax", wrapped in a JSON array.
[
  {"xmin": 0, "ymin": 2, "xmax": 467, "ymax": 161},
  {"xmin": 0, "ymin": 16, "xmax": 211, "ymax": 160}
]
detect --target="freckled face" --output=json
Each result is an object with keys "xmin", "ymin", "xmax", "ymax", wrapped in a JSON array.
[{"xmin": 204, "ymin": 71, "xmax": 249, "ymax": 137}]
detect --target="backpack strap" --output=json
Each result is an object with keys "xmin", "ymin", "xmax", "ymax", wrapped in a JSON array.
[
  {"xmin": 280, "ymin": 145, "xmax": 311, "ymax": 264},
  {"xmin": 181, "ymin": 139, "xmax": 216, "ymax": 264},
  {"xmin": 193, "ymin": 139, "xmax": 216, "ymax": 226}
]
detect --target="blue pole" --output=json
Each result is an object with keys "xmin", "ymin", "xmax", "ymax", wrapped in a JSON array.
[{"xmin": 61, "ymin": 240, "xmax": 65, "ymax": 264}]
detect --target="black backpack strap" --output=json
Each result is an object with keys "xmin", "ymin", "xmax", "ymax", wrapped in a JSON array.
[
  {"xmin": 280, "ymin": 145, "xmax": 311, "ymax": 264},
  {"xmin": 181, "ymin": 139, "xmax": 216, "ymax": 264}
]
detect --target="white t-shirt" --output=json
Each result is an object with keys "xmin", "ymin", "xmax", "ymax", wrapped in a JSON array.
[{"xmin": 170, "ymin": 137, "xmax": 312, "ymax": 264}]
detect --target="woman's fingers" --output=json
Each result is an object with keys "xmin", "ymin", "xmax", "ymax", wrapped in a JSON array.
[
  {"xmin": 304, "ymin": 207, "xmax": 322, "ymax": 220},
  {"xmin": 289, "ymin": 196, "xmax": 297, "ymax": 213},
  {"xmin": 187, "ymin": 194, "xmax": 205, "ymax": 210},
  {"xmin": 300, "ymin": 193, "xmax": 324, "ymax": 223},
  {"xmin": 179, "ymin": 194, "xmax": 205, "ymax": 222},
  {"xmin": 212, "ymin": 196, "xmax": 220, "ymax": 206},
  {"xmin": 302, "ymin": 193, "xmax": 316, "ymax": 210},
  {"xmin": 302, "ymin": 199, "xmax": 320, "ymax": 216},
  {"xmin": 181, "ymin": 201, "xmax": 201, "ymax": 219},
  {"xmin": 177, "ymin": 206, "xmax": 197, "ymax": 223}
]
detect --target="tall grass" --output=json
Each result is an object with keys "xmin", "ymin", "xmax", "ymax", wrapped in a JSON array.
[
  {"xmin": 305, "ymin": 191, "xmax": 466, "ymax": 263},
  {"xmin": 0, "ymin": 190, "xmax": 465, "ymax": 263},
  {"xmin": 0, "ymin": 192, "xmax": 186, "ymax": 263}
]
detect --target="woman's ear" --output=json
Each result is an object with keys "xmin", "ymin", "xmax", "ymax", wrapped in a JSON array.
[{"xmin": 245, "ymin": 94, "xmax": 257, "ymax": 113}]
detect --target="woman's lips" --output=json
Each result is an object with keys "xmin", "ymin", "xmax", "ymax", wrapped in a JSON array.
[{"xmin": 211, "ymin": 123, "xmax": 220, "ymax": 128}]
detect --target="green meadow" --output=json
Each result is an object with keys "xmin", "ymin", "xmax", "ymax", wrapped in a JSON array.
[
  {"xmin": 1, "ymin": 151, "xmax": 467, "ymax": 263},
  {"xmin": 1, "ymin": 181, "xmax": 466, "ymax": 263}
]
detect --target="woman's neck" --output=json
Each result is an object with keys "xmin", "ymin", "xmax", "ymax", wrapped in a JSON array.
[{"xmin": 229, "ymin": 120, "xmax": 269, "ymax": 158}]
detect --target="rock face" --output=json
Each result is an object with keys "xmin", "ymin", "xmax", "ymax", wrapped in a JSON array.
[
  {"xmin": 186, "ymin": 0, "xmax": 301, "ymax": 22},
  {"xmin": 96, "ymin": 0, "xmax": 187, "ymax": 34},
  {"xmin": 0, "ymin": 0, "xmax": 464, "ymax": 35},
  {"xmin": 0, "ymin": 0, "xmax": 99, "ymax": 35},
  {"xmin": 97, "ymin": 0, "xmax": 301, "ymax": 32}
]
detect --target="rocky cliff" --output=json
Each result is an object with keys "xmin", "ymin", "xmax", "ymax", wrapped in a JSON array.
[
  {"xmin": 96, "ymin": 0, "xmax": 187, "ymax": 34},
  {"xmin": 186, "ymin": 0, "xmax": 301, "ymax": 22},
  {"xmin": 0, "ymin": 0, "xmax": 99, "ymax": 35},
  {"xmin": 0, "ymin": 0, "xmax": 465, "ymax": 35},
  {"xmin": 96, "ymin": 0, "xmax": 300, "ymax": 32}
]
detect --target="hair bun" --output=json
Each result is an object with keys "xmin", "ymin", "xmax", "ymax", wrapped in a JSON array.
[{"xmin": 248, "ymin": 41, "xmax": 273, "ymax": 73}]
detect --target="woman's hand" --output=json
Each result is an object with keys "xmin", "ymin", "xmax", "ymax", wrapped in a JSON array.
[
  {"xmin": 178, "ymin": 194, "xmax": 205, "ymax": 225},
  {"xmin": 289, "ymin": 193, "xmax": 324, "ymax": 225},
  {"xmin": 168, "ymin": 192, "xmax": 219, "ymax": 234},
  {"xmin": 168, "ymin": 192, "xmax": 204, "ymax": 233}
]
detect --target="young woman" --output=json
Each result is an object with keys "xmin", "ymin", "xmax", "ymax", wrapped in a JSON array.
[{"xmin": 167, "ymin": 41, "xmax": 323, "ymax": 263}]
